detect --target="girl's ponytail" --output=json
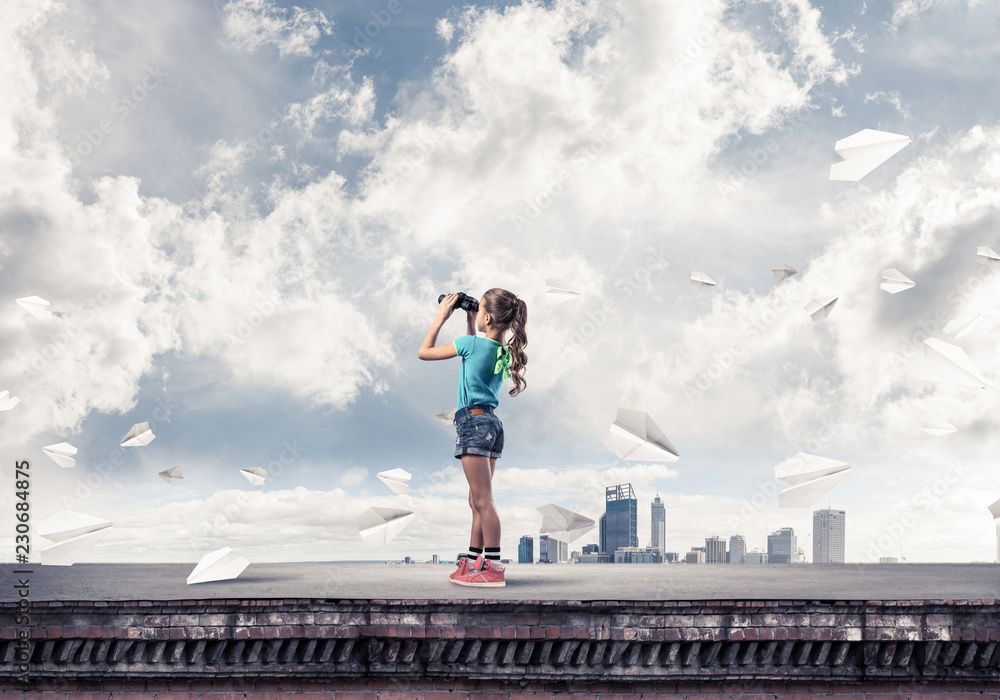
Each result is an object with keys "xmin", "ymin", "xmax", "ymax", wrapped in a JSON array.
[
  {"xmin": 482, "ymin": 288, "xmax": 528, "ymax": 396},
  {"xmin": 507, "ymin": 297, "xmax": 528, "ymax": 397}
]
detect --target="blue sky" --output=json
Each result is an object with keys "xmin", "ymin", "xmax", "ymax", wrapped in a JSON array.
[{"xmin": 2, "ymin": 0, "xmax": 1000, "ymax": 568}]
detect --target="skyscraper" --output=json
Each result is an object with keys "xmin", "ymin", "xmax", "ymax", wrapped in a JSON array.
[
  {"xmin": 705, "ymin": 535, "xmax": 727, "ymax": 563},
  {"xmin": 813, "ymin": 509, "xmax": 846, "ymax": 563},
  {"xmin": 651, "ymin": 493, "xmax": 666, "ymax": 555},
  {"xmin": 599, "ymin": 513, "xmax": 607, "ymax": 553},
  {"xmin": 767, "ymin": 527, "xmax": 797, "ymax": 564},
  {"xmin": 603, "ymin": 483, "xmax": 637, "ymax": 555},
  {"xmin": 728, "ymin": 535, "xmax": 746, "ymax": 563},
  {"xmin": 518, "ymin": 535, "xmax": 534, "ymax": 564},
  {"xmin": 539, "ymin": 534, "xmax": 567, "ymax": 563}
]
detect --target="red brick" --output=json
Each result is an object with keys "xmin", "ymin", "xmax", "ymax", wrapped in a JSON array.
[
  {"xmin": 334, "ymin": 694, "xmax": 378, "ymax": 700},
  {"xmin": 511, "ymin": 694, "xmax": 554, "ymax": 700},
  {"xmin": 378, "ymin": 693, "xmax": 421, "ymax": 700}
]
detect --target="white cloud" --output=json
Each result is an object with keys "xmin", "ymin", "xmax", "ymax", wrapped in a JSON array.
[
  {"xmin": 340, "ymin": 466, "xmax": 368, "ymax": 486},
  {"xmin": 220, "ymin": 0, "xmax": 333, "ymax": 58}
]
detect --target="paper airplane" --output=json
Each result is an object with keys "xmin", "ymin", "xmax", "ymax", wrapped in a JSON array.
[
  {"xmin": 943, "ymin": 314, "xmax": 981, "ymax": 340},
  {"xmin": 37, "ymin": 510, "xmax": 113, "ymax": 565},
  {"xmin": 545, "ymin": 278, "xmax": 581, "ymax": 302},
  {"xmin": 829, "ymin": 129, "xmax": 911, "ymax": 181},
  {"xmin": 356, "ymin": 506, "xmax": 415, "ymax": 546},
  {"xmin": 42, "ymin": 442, "xmax": 77, "ymax": 468},
  {"xmin": 922, "ymin": 421, "xmax": 957, "ymax": 437},
  {"xmin": 15, "ymin": 295, "xmax": 52, "ymax": 319},
  {"xmin": 602, "ymin": 408, "xmax": 679, "ymax": 462},
  {"xmin": 536, "ymin": 503, "xmax": 596, "ymax": 544},
  {"xmin": 376, "ymin": 468, "xmax": 411, "ymax": 494},
  {"xmin": 772, "ymin": 265, "xmax": 797, "ymax": 283},
  {"xmin": 804, "ymin": 296, "xmax": 838, "ymax": 322},
  {"xmin": 434, "ymin": 407, "xmax": 457, "ymax": 426},
  {"xmin": 0, "ymin": 390, "xmax": 20, "ymax": 411},
  {"xmin": 911, "ymin": 338, "xmax": 987, "ymax": 388},
  {"xmin": 976, "ymin": 246, "xmax": 1000, "ymax": 264},
  {"xmin": 774, "ymin": 452, "xmax": 852, "ymax": 508},
  {"xmin": 159, "ymin": 466, "xmax": 184, "ymax": 483},
  {"xmin": 187, "ymin": 547, "xmax": 250, "ymax": 584},
  {"xmin": 120, "ymin": 421, "xmax": 155, "ymax": 447},
  {"xmin": 240, "ymin": 467, "xmax": 267, "ymax": 485},
  {"xmin": 880, "ymin": 268, "xmax": 914, "ymax": 294},
  {"xmin": 990, "ymin": 498, "xmax": 1000, "ymax": 520},
  {"xmin": 689, "ymin": 272, "xmax": 716, "ymax": 289}
]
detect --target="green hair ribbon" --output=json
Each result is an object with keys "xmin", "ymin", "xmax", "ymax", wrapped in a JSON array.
[{"xmin": 494, "ymin": 345, "xmax": 512, "ymax": 381}]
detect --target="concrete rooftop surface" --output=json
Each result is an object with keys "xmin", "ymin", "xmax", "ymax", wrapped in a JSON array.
[{"xmin": 1, "ymin": 562, "xmax": 998, "ymax": 602}]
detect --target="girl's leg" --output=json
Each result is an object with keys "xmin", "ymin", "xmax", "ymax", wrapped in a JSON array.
[
  {"xmin": 467, "ymin": 457, "xmax": 497, "ymax": 549},
  {"xmin": 463, "ymin": 454, "xmax": 500, "ymax": 548}
]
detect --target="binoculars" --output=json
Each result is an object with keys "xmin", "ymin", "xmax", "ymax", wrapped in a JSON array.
[{"xmin": 438, "ymin": 292, "xmax": 479, "ymax": 313}]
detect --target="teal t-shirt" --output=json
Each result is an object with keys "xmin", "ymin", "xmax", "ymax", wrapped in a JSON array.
[{"xmin": 452, "ymin": 335, "xmax": 508, "ymax": 409}]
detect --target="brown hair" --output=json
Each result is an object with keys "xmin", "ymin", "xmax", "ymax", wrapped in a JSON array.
[{"xmin": 482, "ymin": 287, "xmax": 527, "ymax": 396}]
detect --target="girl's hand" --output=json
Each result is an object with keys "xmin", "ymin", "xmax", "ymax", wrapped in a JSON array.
[{"xmin": 436, "ymin": 293, "xmax": 458, "ymax": 322}]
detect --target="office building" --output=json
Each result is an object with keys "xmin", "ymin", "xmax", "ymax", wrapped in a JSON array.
[
  {"xmin": 728, "ymin": 535, "xmax": 746, "ymax": 563},
  {"xmin": 813, "ymin": 508, "xmax": 846, "ymax": 563},
  {"xmin": 539, "ymin": 534, "xmax": 568, "ymax": 563},
  {"xmin": 685, "ymin": 549, "xmax": 705, "ymax": 564},
  {"xmin": 651, "ymin": 493, "xmax": 666, "ymax": 555},
  {"xmin": 745, "ymin": 549, "xmax": 768, "ymax": 564},
  {"xmin": 767, "ymin": 527, "xmax": 797, "ymax": 564},
  {"xmin": 582, "ymin": 544, "xmax": 599, "ymax": 554},
  {"xmin": 518, "ymin": 535, "xmax": 534, "ymax": 564},
  {"xmin": 404, "ymin": 556, "xmax": 412, "ymax": 564},
  {"xmin": 601, "ymin": 483, "xmax": 637, "ymax": 554},
  {"xmin": 664, "ymin": 552, "xmax": 679, "ymax": 563},
  {"xmin": 599, "ymin": 513, "xmax": 606, "ymax": 553},
  {"xmin": 614, "ymin": 546, "xmax": 663, "ymax": 563},
  {"xmin": 705, "ymin": 536, "xmax": 727, "ymax": 563},
  {"xmin": 431, "ymin": 554, "xmax": 438, "ymax": 564},
  {"xmin": 879, "ymin": 557, "xmax": 898, "ymax": 563},
  {"xmin": 579, "ymin": 551, "xmax": 614, "ymax": 563}
]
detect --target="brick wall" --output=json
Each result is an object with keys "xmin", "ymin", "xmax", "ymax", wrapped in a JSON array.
[
  {"xmin": 1, "ymin": 677, "xmax": 1000, "ymax": 699},
  {"xmin": 2, "ymin": 598, "xmax": 998, "ymax": 689}
]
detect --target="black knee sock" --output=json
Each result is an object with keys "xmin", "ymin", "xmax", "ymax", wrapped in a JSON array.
[
  {"xmin": 485, "ymin": 546, "xmax": 500, "ymax": 561},
  {"xmin": 468, "ymin": 545, "xmax": 484, "ymax": 560}
]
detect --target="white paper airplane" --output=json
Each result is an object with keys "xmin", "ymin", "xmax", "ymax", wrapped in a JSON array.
[
  {"xmin": 689, "ymin": 271, "xmax": 716, "ymax": 289},
  {"xmin": 120, "ymin": 421, "xmax": 155, "ymax": 447},
  {"xmin": 943, "ymin": 314, "xmax": 981, "ymax": 340},
  {"xmin": 434, "ymin": 407, "xmax": 457, "ymax": 426},
  {"xmin": 240, "ymin": 467, "xmax": 267, "ymax": 485},
  {"xmin": 545, "ymin": 278, "xmax": 581, "ymax": 302},
  {"xmin": 356, "ymin": 506, "xmax": 415, "ymax": 546},
  {"xmin": 159, "ymin": 466, "xmax": 184, "ymax": 483},
  {"xmin": 774, "ymin": 452, "xmax": 852, "ymax": 508},
  {"xmin": 536, "ymin": 504, "xmax": 596, "ymax": 544},
  {"xmin": 602, "ymin": 408, "xmax": 679, "ymax": 462},
  {"xmin": 880, "ymin": 268, "xmax": 915, "ymax": 294},
  {"xmin": 37, "ymin": 510, "xmax": 113, "ymax": 565},
  {"xmin": 772, "ymin": 265, "xmax": 797, "ymax": 283},
  {"xmin": 42, "ymin": 442, "xmax": 77, "ymax": 468},
  {"xmin": 804, "ymin": 296, "xmax": 838, "ymax": 322},
  {"xmin": 910, "ymin": 338, "xmax": 987, "ymax": 388},
  {"xmin": 976, "ymin": 246, "xmax": 1000, "ymax": 264},
  {"xmin": 990, "ymin": 498, "xmax": 1000, "ymax": 520},
  {"xmin": 922, "ymin": 421, "xmax": 957, "ymax": 437},
  {"xmin": 0, "ymin": 390, "xmax": 20, "ymax": 411},
  {"xmin": 15, "ymin": 295, "xmax": 52, "ymax": 319},
  {"xmin": 829, "ymin": 129, "xmax": 911, "ymax": 181},
  {"xmin": 376, "ymin": 468, "xmax": 411, "ymax": 494},
  {"xmin": 187, "ymin": 547, "xmax": 250, "ymax": 584}
]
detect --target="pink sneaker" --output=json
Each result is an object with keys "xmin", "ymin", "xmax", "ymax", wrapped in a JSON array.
[
  {"xmin": 453, "ymin": 555, "xmax": 505, "ymax": 588},
  {"xmin": 449, "ymin": 555, "xmax": 472, "ymax": 582}
]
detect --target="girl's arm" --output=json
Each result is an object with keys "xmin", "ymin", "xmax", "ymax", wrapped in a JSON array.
[
  {"xmin": 466, "ymin": 308, "xmax": 476, "ymax": 336},
  {"xmin": 418, "ymin": 293, "xmax": 460, "ymax": 361}
]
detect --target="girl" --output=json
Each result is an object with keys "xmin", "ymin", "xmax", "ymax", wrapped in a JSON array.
[{"xmin": 418, "ymin": 288, "xmax": 528, "ymax": 587}]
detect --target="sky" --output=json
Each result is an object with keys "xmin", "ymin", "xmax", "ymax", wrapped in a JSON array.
[{"xmin": 2, "ymin": 0, "xmax": 1000, "ymax": 569}]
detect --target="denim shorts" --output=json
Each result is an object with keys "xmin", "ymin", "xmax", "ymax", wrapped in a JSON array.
[{"xmin": 454, "ymin": 405, "xmax": 504, "ymax": 460}]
